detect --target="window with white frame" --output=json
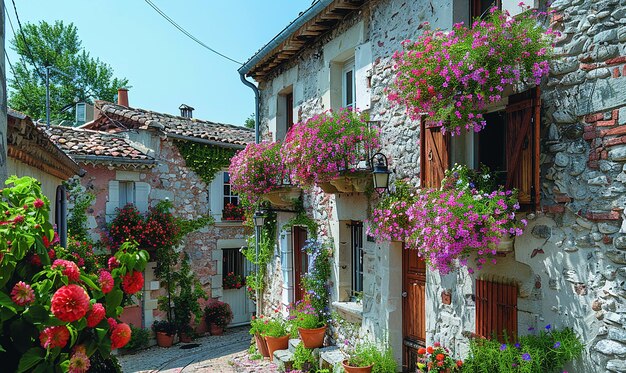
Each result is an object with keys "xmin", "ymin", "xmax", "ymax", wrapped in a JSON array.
[
  {"xmin": 119, "ymin": 181, "xmax": 135, "ymax": 207},
  {"xmin": 276, "ymin": 88, "xmax": 294, "ymax": 141},
  {"xmin": 223, "ymin": 172, "xmax": 238, "ymax": 207},
  {"xmin": 342, "ymin": 58, "xmax": 356, "ymax": 109}
]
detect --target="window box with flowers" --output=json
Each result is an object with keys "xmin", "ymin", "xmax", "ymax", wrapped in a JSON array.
[
  {"xmin": 282, "ymin": 108, "xmax": 380, "ymax": 194},
  {"xmin": 222, "ymin": 272, "xmax": 244, "ymax": 290},
  {"xmin": 222, "ymin": 203, "xmax": 245, "ymax": 221},
  {"xmin": 388, "ymin": 6, "xmax": 555, "ymax": 135},
  {"xmin": 228, "ymin": 141, "xmax": 301, "ymax": 208}
]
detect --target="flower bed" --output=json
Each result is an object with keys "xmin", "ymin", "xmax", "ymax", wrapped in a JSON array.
[
  {"xmin": 389, "ymin": 6, "xmax": 555, "ymax": 134},
  {"xmin": 228, "ymin": 141, "xmax": 286, "ymax": 203},
  {"xmin": 282, "ymin": 108, "xmax": 379, "ymax": 187}
]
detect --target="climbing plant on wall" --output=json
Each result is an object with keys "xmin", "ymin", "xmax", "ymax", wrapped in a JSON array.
[
  {"xmin": 242, "ymin": 210, "xmax": 277, "ymax": 299},
  {"xmin": 174, "ymin": 140, "xmax": 237, "ymax": 184}
]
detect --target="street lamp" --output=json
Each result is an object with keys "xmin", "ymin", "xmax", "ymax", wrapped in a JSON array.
[
  {"xmin": 252, "ymin": 209, "xmax": 267, "ymax": 315},
  {"xmin": 371, "ymin": 152, "xmax": 391, "ymax": 194}
]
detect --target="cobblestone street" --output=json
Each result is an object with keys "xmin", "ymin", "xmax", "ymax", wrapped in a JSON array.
[{"xmin": 118, "ymin": 327, "xmax": 279, "ymax": 373}]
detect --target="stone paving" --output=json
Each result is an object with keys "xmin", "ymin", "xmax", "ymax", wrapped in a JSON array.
[{"xmin": 118, "ymin": 326, "xmax": 279, "ymax": 373}]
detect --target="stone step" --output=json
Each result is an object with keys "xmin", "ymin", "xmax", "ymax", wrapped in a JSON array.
[
  {"xmin": 273, "ymin": 349, "xmax": 294, "ymax": 372},
  {"xmin": 288, "ymin": 338, "xmax": 301, "ymax": 353},
  {"xmin": 318, "ymin": 345, "xmax": 348, "ymax": 369}
]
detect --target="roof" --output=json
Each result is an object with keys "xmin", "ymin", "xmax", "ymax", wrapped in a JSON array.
[
  {"xmin": 84, "ymin": 101, "xmax": 254, "ymax": 148},
  {"xmin": 7, "ymin": 109, "xmax": 82, "ymax": 180},
  {"xmin": 45, "ymin": 125, "xmax": 156, "ymax": 167},
  {"xmin": 240, "ymin": 0, "xmax": 366, "ymax": 81}
]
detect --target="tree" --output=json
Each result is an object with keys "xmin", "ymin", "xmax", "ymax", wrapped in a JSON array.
[
  {"xmin": 244, "ymin": 113, "xmax": 255, "ymax": 129},
  {"xmin": 8, "ymin": 21, "xmax": 129, "ymax": 123}
]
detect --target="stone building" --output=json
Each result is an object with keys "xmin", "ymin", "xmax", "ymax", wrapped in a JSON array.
[
  {"xmin": 48, "ymin": 95, "xmax": 254, "ymax": 331},
  {"xmin": 239, "ymin": 0, "xmax": 626, "ymax": 371}
]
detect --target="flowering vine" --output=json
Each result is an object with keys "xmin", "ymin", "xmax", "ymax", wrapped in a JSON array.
[{"xmin": 389, "ymin": 6, "xmax": 556, "ymax": 134}]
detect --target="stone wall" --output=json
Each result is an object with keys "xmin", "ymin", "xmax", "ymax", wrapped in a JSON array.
[{"xmin": 255, "ymin": 0, "xmax": 626, "ymax": 371}]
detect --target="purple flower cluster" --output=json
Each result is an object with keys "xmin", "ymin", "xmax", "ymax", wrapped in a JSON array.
[
  {"xmin": 388, "ymin": 6, "xmax": 558, "ymax": 135},
  {"xmin": 282, "ymin": 108, "xmax": 380, "ymax": 186},
  {"xmin": 228, "ymin": 141, "xmax": 286, "ymax": 202}
]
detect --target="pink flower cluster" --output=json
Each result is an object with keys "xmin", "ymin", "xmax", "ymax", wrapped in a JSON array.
[
  {"xmin": 282, "ymin": 108, "xmax": 380, "ymax": 186},
  {"xmin": 367, "ymin": 181, "xmax": 419, "ymax": 242},
  {"xmin": 228, "ymin": 141, "xmax": 286, "ymax": 202},
  {"xmin": 389, "ymin": 6, "xmax": 556, "ymax": 134}
]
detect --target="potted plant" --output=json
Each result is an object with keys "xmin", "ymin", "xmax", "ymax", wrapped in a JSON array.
[
  {"xmin": 229, "ymin": 141, "xmax": 300, "ymax": 206},
  {"xmin": 223, "ymin": 271, "xmax": 244, "ymax": 290},
  {"xmin": 152, "ymin": 320, "xmax": 177, "ymax": 347},
  {"xmin": 263, "ymin": 316, "xmax": 290, "ymax": 361},
  {"xmin": 172, "ymin": 254, "xmax": 207, "ymax": 343},
  {"xmin": 204, "ymin": 298, "xmax": 233, "ymax": 335},
  {"xmin": 282, "ymin": 108, "xmax": 379, "ymax": 192},
  {"xmin": 389, "ymin": 8, "xmax": 554, "ymax": 135},
  {"xmin": 249, "ymin": 315, "xmax": 271, "ymax": 358},
  {"xmin": 342, "ymin": 342, "xmax": 397, "ymax": 373},
  {"xmin": 416, "ymin": 343, "xmax": 462, "ymax": 373},
  {"xmin": 288, "ymin": 297, "xmax": 326, "ymax": 349}
]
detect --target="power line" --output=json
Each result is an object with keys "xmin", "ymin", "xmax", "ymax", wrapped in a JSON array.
[
  {"xmin": 144, "ymin": 0, "xmax": 243, "ymax": 65},
  {"xmin": 9, "ymin": 0, "xmax": 46, "ymax": 81}
]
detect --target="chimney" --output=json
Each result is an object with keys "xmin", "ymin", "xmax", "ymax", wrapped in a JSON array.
[
  {"xmin": 117, "ymin": 88, "xmax": 129, "ymax": 107},
  {"xmin": 179, "ymin": 104, "xmax": 194, "ymax": 118}
]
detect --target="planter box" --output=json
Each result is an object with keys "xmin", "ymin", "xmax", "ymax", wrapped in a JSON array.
[
  {"xmin": 261, "ymin": 186, "xmax": 302, "ymax": 207},
  {"xmin": 323, "ymin": 170, "xmax": 371, "ymax": 194}
]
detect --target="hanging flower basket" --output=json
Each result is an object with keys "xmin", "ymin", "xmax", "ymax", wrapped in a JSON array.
[
  {"xmin": 388, "ymin": 7, "xmax": 556, "ymax": 135},
  {"xmin": 283, "ymin": 108, "xmax": 380, "ymax": 189}
]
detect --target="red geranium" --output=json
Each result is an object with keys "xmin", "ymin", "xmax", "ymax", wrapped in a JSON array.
[
  {"xmin": 50, "ymin": 284, "xmax": 90, "ymax": 322},
  {"xmin": 121, "ymin": 271, "xmax": 143, "ymax": 294},
  {"xmin": 98, "ymin": 270, "xmax": 114, "ymax": 294},
  {"xmin": 86, "ymin": 303, "xmax": 106, "ymax": 327},
  {"xmin": 39, "ymin": 326, "xmax": 70, "ymax": 349},
  {"xmin": 110, "ymin": 323, "xmax": 131, "ymax": 349},
  {"xmin": 51, "ymin": 259, "xmax": 81, "ymax": 282}
]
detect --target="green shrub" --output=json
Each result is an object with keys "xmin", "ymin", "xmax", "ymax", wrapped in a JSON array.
[
  {"xmin": 293, "ymin": 343, "xmax": 318, "ymax": 371},
  {"xmin": 121, "ymin": 325, "xmax": 150, "ymax": 352},
  {"xmin": 347, "ymin": 342, "xmax": 397, "ymax": 373},
  {"xmin": 462, "ymin": 326, "xmax": 584, "ymax": 373}
]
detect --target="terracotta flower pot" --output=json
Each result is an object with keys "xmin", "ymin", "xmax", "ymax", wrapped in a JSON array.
[
  {"xmin": 179, "ymin": 332, "xmax": 192, "ymax": 343},
  {"xmin": 156, "ymin": 332, "xmax": 174, "ymax": 347},
  {"xmin": 255, "ymin": 332, "xmax": 270, "ymax": 358},
  {"xmin": 298, "ymin": 325, "xmax": 327, "ymax": 348},
  {"xmin": 210, "ymin": 324, "xmax": 224, "ymax": 336},
  {"xmin": 342, "ymin": 360, "xmax": 373, "ymax": 373},
  {"xmin": 264, "ymin": 335, "xmax": 289, "ymax": 361}
]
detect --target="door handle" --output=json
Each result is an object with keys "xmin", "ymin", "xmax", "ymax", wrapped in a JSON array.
[{"xmin": 401, "ymin": 291, "xmax": 407, "ymax": 298}]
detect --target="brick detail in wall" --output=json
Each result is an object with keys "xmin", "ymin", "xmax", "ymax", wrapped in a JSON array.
[{"xmin": 583, "ymin": 107, "xmax": 625, "ymax": 169}]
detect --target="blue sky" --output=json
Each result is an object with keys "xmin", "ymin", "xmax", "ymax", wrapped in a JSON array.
[{"xmin": 5, "ymin": 0, "xmax": 312, "ymax": 126}]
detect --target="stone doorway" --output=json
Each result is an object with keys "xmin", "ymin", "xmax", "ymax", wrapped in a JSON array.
[{"xmin": 402, "ymin": 248, "xmax": 426, "ymax": 372}]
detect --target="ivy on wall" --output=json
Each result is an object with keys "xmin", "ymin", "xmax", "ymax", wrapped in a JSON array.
[
  {"xmin": 174, "ymin": 140, "xmax": 238, "ymax": 184},
  {"xmin": 282, "ymin": 198, "xmax": 318, "ymax": 239},
  {"xmin": 242, "ymin": 210, "xmax": 277, "ymax": 297}
]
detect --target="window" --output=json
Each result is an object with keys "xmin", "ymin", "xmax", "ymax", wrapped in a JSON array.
[
  {"xmin": 277, "ymin": 88, "xmax": 294, "ymax": 141},
  {"xmin": 420, "ymin": 89, "xmax": 540, "ymax": 209},
  {"xmin": 342, "ymin": 58, "xmax": 356, "ymax": 109},
  {"xmin": 223, "ymin": 172, "xmax": 238, "ymax": 207},
  {"xmin": 350, "ymin": 221, "xmax": 364, "ymax": 295},
  {"xmin": 475, "ymin": 279, "xmax": 518, "ymax": 341},
  {"xmin": 222, "ymin": 248, "xmax": 244, "ymax": 278},
  {"xmin": 471, "ymin": 0, "xmax": 501, "ymax": 20},
  {"xmin": 119, "ymin": 181, "xmax": 135, "ymax": 207}
]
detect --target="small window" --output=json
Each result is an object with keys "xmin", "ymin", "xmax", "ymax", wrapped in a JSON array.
[
  {"xmin": 277, "ymin": 88, "xmax": 294, "ymax": 141},
  {"xmin": 119, "ymin": 181, "xmax": 135, "ymax": 207},
  {"xmin": 476, "ymin": 279, "xmax": 518, "ymax": 342},
  {"xmin": 350, "ymin": 221, "xmax": 364, "ymax": 295},
  {"xmin": 471, "ymin": 0, "xmax": 501, "ymax": 20},
  {"xmin": 342, "ymin": 58, "xmax": 356, "ymax": 109},
  {"xmin": 222, "ymin": 248, "xmax": 244, "ymax": 277},
  {"xmin": 223, "ymin": 172, "xmax": 238, "ymax": 207}
]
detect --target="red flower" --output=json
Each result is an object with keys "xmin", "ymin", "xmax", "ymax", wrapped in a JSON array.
[
  {"xmin": 51, "ymin": 284, "xmax": 90, "ymax": 322},
  {"xmin": 68, "ymin": 348, "xmax": 90, "ymax": 373},
  {"xmin": 33, "ymin": 199, "xmax": 45, "ymax": 209},
  {"xmin": 436, "ymin": 353, "xmax": 445, "ymax": 361},
  {"xmin": 98, "ymin": 270, "xmax": 114, "ymax": 294},
  {"xmin": 110, "ymin": 323, "xmax": 131, "ymax": 349},
  {"xmin": 86, "ymin": 303, "xmax": 106, "ymax": 327},
  {"xmin": 434, "ymin": 341, "xmax": 441, "ymax": 347},
  {"xmin": 48, "ymin": 249, "xmax": 56, "ymax": 259},
  {"xmin": 11, "ymin": 281, "xmax": 35, "ymax": 306},
  {"xmin": 122, "ymin": 271, "xmax": 143, "ymax": 294},
  {"xmin": 29, "ymin": 254, "xmax": 42, "ymax": 267},
  {"xmin": 417, "ymin": 347, "xmax": 426, "ymax": 355},
  {"xmin": 426, "ymin": 346, "xmax": 434, "ymax": 354},
  {"xmin": 39, "ymin": 326, "xmax": 70, "ymax": 349},
  {"xmin": 52, "ymin": 259, "xmax": 81, "ymax": 282},
  {"xmin": 107, "ymin": 317, "xmax": 118, "ymax": 329},
  {"xmin": 108, "ymin": 257, "xmax": 120, "ymax": 271},
  {"xmin": 456, "ymin": 360, "xmax": 463, "ymax": 367}
]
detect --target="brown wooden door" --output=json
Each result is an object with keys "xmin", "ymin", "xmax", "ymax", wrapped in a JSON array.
[
  {"xmin": 403, "ymin": 248, "xmax": 426, "ymax": 372},
  {"xmin": 293, "ymin": 226, "xmax": 308, "ymax": 302},
  {"xmin": 420, "ymin": 121, "xmax": 449, "ymax": 188}
]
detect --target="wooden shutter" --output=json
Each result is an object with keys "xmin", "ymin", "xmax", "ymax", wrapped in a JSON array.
[
  {"xmin": 420, "ymin": 121, "xmax": 449, "ymax": 188},
  {"xmin": 505, "ymin": 88, "xmax": 540, "ymax": 210},
  {"xmin": 475, "ymin": 279, "xmax": 518, "ymax": 342}
]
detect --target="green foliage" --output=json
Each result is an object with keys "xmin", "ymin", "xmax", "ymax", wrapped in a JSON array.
[
  {"xmin": 121, "ymin": 325, "xmax": 150, "ymax": 352},
  {"xmin": 172, "ymin": 253, "xmax": 208, "ymax": 334},
  {"xmin": 244, "ymin": 113, "xmax": 255, "ymax": 129},
  {"xmin": 242, "ymin": 211, "xmax": 277, "ymax": 298},
  {"xmin": 301, "ymin": 239, "xmax": 332, "ymax": 319},
  {"xmin": 88, "ymin": 352, "xmax": 123, "ymax": 373},
  {"xmin": 175, "ymin": 140, "xmax": 237, "ymax": 185},
  {"xmin": 204, "ymin": 299, "xmax": 233, "ymax": 328},
  {"xmin": 151, "ymin": 320, "xmax": 177, "ymax": 336},
  {"xmin": 293, "ymin": 343, "xmax": 318, "ymax": 371},
  {"xmin": 462, "ymin": 327, "xmax": 584, "ymax": 373},
  {"xmin": 8, "ymin": 20, "xmax": 129, "ymax": 122},
  {"xmin": 347, "ymin": 342, "xmax": 397, "ymax": 372},
  {"xmin": 262, "ymin": 317, "xmax": 289, "ymax": 338},
  {"xmin": 65, "ymin": 178, "xmax": 95, "ymax": 241},
  {"xmin": 282, "ymin": 199, "xmax": 318, "ymax": 240}
]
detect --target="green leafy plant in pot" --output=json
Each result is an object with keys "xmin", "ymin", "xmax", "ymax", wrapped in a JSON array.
[
  {"xmin": 152, "ymin": 320, "xmax": 177, "ymax": 348},
  {"xmin": 172, "ymin": 253, "xmax": 207, "ymax": 342},
  {"xmin": 343, "ymin": 342, "xmax": 397, "ymax": 373},
  {"xmin": 262, "ymin": 316, "xmax": 290, "ymax": 362},
  {"xmin": 288, "ymin": 296, "xmax": 326, "ymax": 348}
]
